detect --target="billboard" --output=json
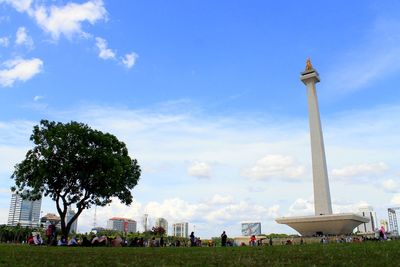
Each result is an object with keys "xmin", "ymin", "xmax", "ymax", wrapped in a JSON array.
[{"xmin": 241, "ymin": 222, "xmax": 261, "ymax": 236}]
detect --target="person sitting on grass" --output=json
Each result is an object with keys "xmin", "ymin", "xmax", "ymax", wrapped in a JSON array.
[
  {"xmin": 27, "ymin": 234, "xmax": 34, "ymax": 245},
  {"xmin": 68, "ymin": 236, "xmax": 78, "ymax": 246},
  {"xmin": 58, "ymin": 236, "xmax": 67, "ymax": 246},
  {"xmin": 138, "ymin": 237, "xmax": 144, "ymax": 247},
  {"xmin": 130, "ymin": 237, "xmax": 138, "ymax": 247},
  {"xmin": 81, "ymin": 236, "xmax": 91, "ymax": 247},
  {"xmin": 111, "ymin": 236, "xmax": 123, "ymax": 247},
  {"xmin": 196, "ymin": 237, "xmax": 202, "ymax": 247},
  {"xmin": 33, "ymin": 234, "xmax": 43, "ymax": 245}
]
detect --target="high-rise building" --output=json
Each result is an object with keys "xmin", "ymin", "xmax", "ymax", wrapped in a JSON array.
[
  {"xmin": 66, "ymin": 209, "xmax": 78, "ymax": 233},
  {"xmin": 173, "ymin": 222, "xmax": 188, "ymax": 238},
  {"xmin": 8, "ymin": 192, "xmax": 42, "ymax": 227},
  {"xmin": 155, "ymin": 218, "xmax": 168, "ymax": 235},
  {"xmin": 357, "ymin": 206, "xmax": 378, "ymax": 233},
  {"xmin": 107, "ymin": 217, "xmax": 137, "ymax": 233}
]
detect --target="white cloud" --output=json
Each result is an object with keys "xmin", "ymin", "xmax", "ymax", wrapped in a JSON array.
[
  {"xmin": 0, "ymin": 145, "xmax": 29, "ymax": 176},
  {"xmin": 95, "ymin": 37, "xmax": 115, "ymax": 60},
  {"xmin": 77, "ymin": 197, "xmax": 143, "ymax": 232},
  {"xmin": 1, "ymin": 1, "xmax": 135, "ymax": 69},
  {"xmin": 0, "ymin": 36, "xmax": 9, "ymax": 47},
  {"xmin": 285, "ymin": 197, "xmax": 371, "ymax": 217},
  {"xmin": 383, "ymin": 179, "xmax": 400, "ymax": 193},
  {"xmin": 332, "ymin": 200, "xmax": 370, "ymax": 214},
  {"xmin": 0, "ymin": 58, "xmax": 43, "ymax": 87},
  {"xmin": 207, "ymin": 194, "xmax": 234, "ymax": 205},
  {"xmin": 287, "ymin": 198, "xmax": 314, "ymax": 216},
  {"xmin": 73, "ymin": 195, "xmax": 279, "ymax": 236},
  {"xmin": 32, "ymin": 0, "xmax": 107, "ymax": 40},
  {"xmin": 332, "ymin": 162, "xmax": 388, "ymax": 178},
  {"xmin": 1, "ymin": 0, "xmax": 106, "ymax": 39},
  {"xmin": 144, "ymin": 198, "xmax": 204, "ymax": 222},
  {"xmin": 121, "ymin": 52, "xmax": 138, "ymax": 69},
  {"xmin": 33, "ymin": 95, "xmax": 43, "ymax": 101},
  {"xmin": 391, "ymin": 195, "xmax": 400, "ymax": 205},
  {"xmin": 0, "ymin": 120, "xmax": 34, "ymax": 146},
  {"xmin": 15, "ymin": 26, "xmax": 33, "ymax": 48},
  {"xmin": 242, "ymin": 155, "xmax": 305, "ymax": 181},
  {"xmin": 0, "ymin": 0, "xmax": 33, "ymax": 12},
  {"xmin": 187, "ymin": 161, "xmax": 211, "ymax": 178}
]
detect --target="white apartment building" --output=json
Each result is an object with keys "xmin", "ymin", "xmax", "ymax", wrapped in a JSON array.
[
  {"xmin": 357, "ymin": 206, "xmax": 378, "ymax": 233},
  {"xmin": 173, "ymin": 222, "xmax": 188, "ymax": 238}
]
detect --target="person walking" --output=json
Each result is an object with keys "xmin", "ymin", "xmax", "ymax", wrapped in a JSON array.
[{"xmin": 221, "ymin": 231, "xmax": 227, "ymax": 247}]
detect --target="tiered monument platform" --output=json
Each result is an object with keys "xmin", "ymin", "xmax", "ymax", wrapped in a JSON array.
[
  {"xmin": 275, "ymin": 59, "xmax": 369, "ymax": 236},
  {"xmin": 276, "ymin": 213, "xmax": 368, "ymax": 236}
]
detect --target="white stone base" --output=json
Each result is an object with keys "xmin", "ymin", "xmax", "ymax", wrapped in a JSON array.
[{"xmin": 275, "ymin": 213, "xmax": 369, "ymax": 236}]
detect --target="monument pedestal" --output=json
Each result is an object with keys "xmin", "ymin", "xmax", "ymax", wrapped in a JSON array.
[{"xmin": 276, "ymin": 213, "xmax": 369, "ymax": 236}]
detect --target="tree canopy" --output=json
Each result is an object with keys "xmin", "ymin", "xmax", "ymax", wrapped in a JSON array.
[{"xmin": 12, "ymin": 120, "xmax": 141, "ymax": 237}]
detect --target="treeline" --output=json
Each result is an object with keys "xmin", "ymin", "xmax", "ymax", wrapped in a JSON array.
[
  {"xmin": 0, "ymin": 225, "xmax": 44, "ymax": 243},
  {"xmin": 82, "ymin": 228, "xmax": 189, "ymax": 245}
]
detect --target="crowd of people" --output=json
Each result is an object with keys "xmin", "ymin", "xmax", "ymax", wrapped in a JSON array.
[{"xmin": 25, "ymin": 224, "xmax": 394, "ymax": 248}]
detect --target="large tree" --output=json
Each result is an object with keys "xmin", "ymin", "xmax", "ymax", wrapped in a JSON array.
[{"xmin": 12, "ymin": 120, "xmax": 141, "ymax": 237}]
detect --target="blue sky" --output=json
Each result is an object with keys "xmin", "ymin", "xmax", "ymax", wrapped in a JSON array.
[{"xmin": 1, "ymin": 0, "xmax": 400, "ymax": 238}]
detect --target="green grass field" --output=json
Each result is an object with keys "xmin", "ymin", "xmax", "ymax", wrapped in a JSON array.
[{"xmin": 0, "ymin": 241, "xmax": 399, "ymax": 266}]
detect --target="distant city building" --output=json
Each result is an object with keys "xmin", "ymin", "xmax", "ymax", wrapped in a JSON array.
[
  {"xmin": 357, "ymin": 206, "xmax": 378, "ymax": 233},
  {"xmin": 107, "ymin": 217, "xmax": 137, "ymax": 233},
  {"xmin": 8, "ymin": 192, "xmax": 42, "ymax": 227},
  {"xmin": 66, "ymin": 209, "xmax": 78, "ymax": 233},
  {"xmin": 155, "ymin": 218, "xmax": 168, "ymax": 234},
  {"xmin": 241, "ymin": 222, "xmax": 261, "ymax": 236},
  {"xmin": 40, "ymin": 213, "xmax": 61, "ymax": 228},
  {"xmin": 173, "ymin": 222, "xmax": 188, "ymax": 238}
]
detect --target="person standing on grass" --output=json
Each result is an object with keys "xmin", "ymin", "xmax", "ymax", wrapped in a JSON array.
[
  {"xmin": 250, "ymin": 235, "xmax": 256, "ymax": 246},
  {"xmin": 45, "ymin": 224, "xmax": 53, "ymax": 245},
  {"xmin": 190, "ymin": 232, "xmax": 195, "ymax": 247},
  {"xmin": 379, "ymin": 226, "xmax": 387, "ymax": 241},
  {"xmin": 221, "ymin": 231, "xmax": 227, "ymax": 247}
]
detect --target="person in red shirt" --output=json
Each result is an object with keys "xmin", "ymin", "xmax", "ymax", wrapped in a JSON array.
[
  {"xmin": 249, "ymin": 235, "xmax": 256, "ymax": 246},
  {"xmin": 27, "ymin": 234, "xmax": 34, "ymax": 245}
]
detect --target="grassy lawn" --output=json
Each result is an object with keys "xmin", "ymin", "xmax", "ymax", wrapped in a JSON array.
[{"xmin": 0, "ymin": 241, "xmax": 399, "ymax": 266}]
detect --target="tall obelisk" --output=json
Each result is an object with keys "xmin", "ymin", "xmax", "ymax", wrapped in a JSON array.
[
  {"xmin": 300, "ymin": 59, "xmax": 332, "ymax": 216},
  {"xmin": 275, "ymin": 59, "xmax": 368, "ymax": 236}
]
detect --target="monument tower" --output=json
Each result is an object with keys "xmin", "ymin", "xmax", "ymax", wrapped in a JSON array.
[
  {"xmin": 301, "ymin": 59, "xmax": 332, "ymax": 216},
  {"xmin": 275, "ymin": 59, "xmax": 369, "ymax": 236}
]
